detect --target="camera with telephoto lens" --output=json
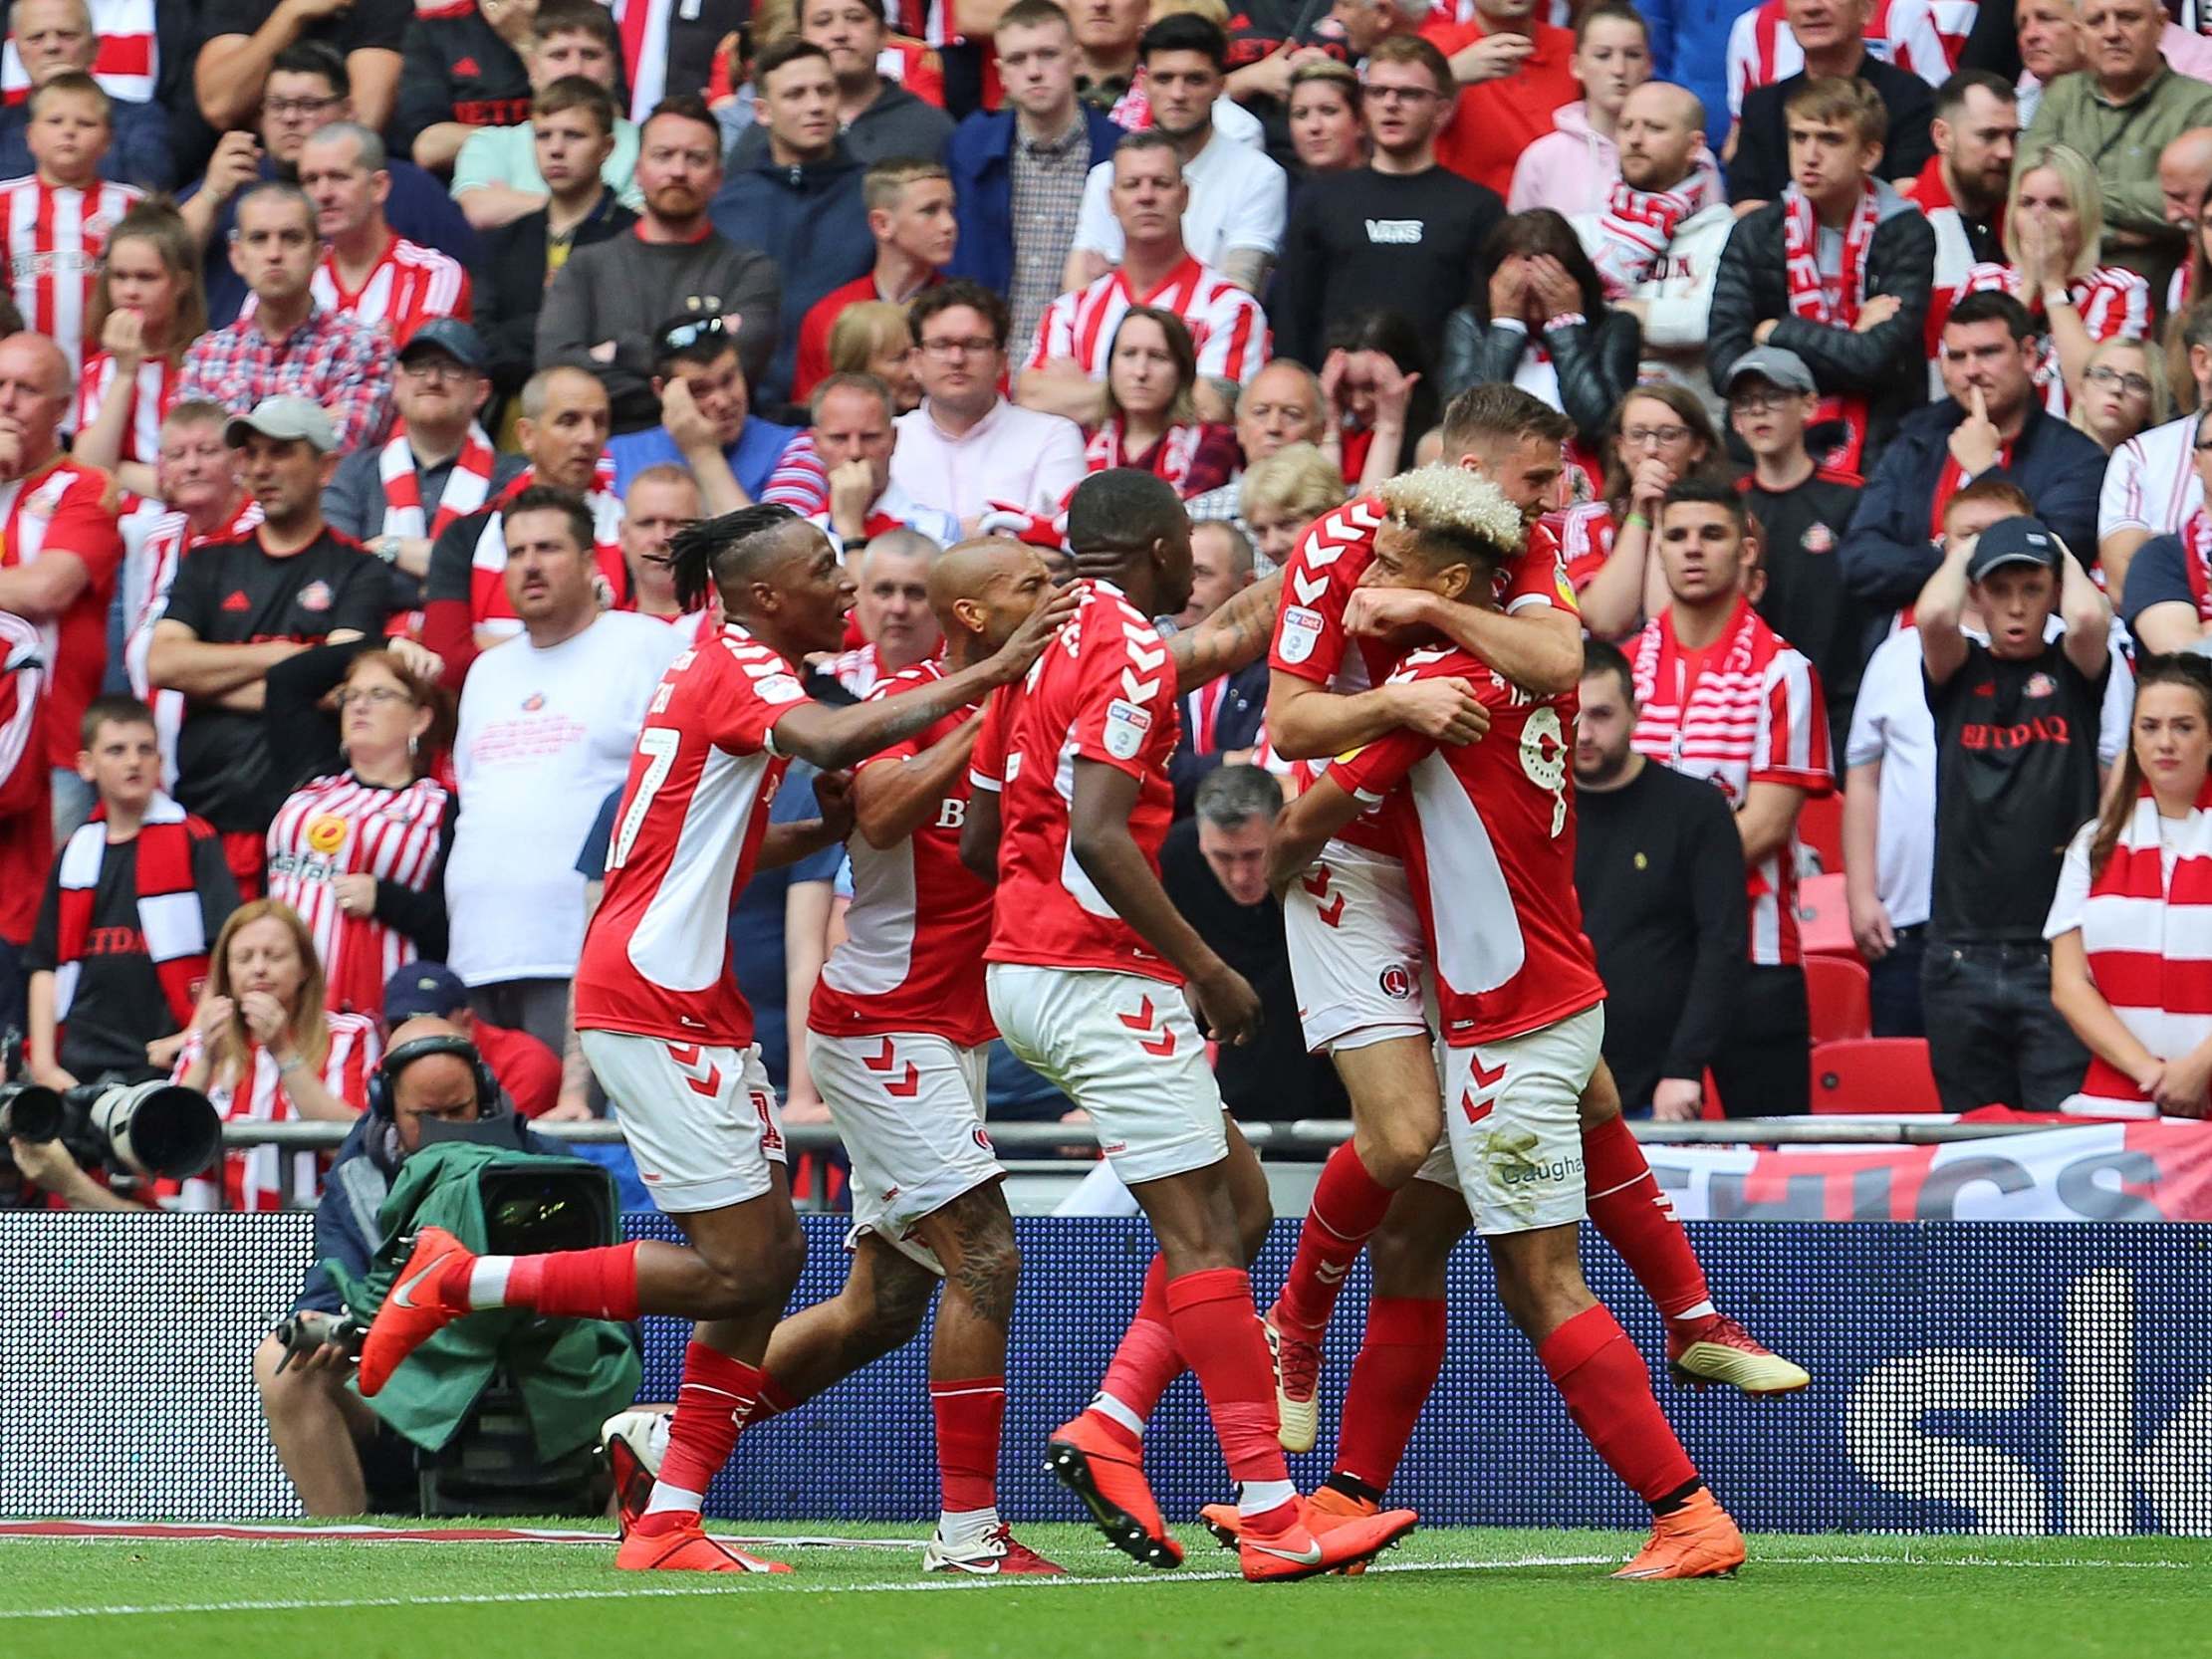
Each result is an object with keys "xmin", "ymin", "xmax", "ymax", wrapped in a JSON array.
[
  {"xmin": 0, "ymin": 1030, "xmax": 222, "ymax": 1182},
  {"xmin": 271, "ymin": 1309, "xmax": 367, "ymax": 1371}
]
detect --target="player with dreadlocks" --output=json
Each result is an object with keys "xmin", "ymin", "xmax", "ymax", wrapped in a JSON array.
[{"xmin": 357, "ymin": 504, "xmax": 1077, "ymax": 1574}]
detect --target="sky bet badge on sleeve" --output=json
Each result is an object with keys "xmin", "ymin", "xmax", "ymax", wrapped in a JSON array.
[
  {"xmin": 1104, "ymin": 698, "xmax": 1152, "ymax": 759},
  {"xmin": 1279, "ymin": 604, "xmax": 1323, "ymax": 664}
]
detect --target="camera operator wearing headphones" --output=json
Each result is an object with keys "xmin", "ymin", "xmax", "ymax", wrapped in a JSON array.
[{"xmin": 252, "ymin": 1015, "xmax": 552, "ymax": 1516}]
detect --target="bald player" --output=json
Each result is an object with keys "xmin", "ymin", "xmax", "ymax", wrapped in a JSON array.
[{"xmin": 740, "ymin": 537, "xmax": 1068, "ymax": 1575}]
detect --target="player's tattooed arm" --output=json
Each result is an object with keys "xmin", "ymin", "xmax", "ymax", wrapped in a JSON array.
[
  {"xmin": 850, "ymin": 711, "xmax": 984, "ymax": 849},
  {"xmin": 1266, "ymin": 774, "xmax": 1365, "ymax": 896},
  {"xmin": 1070, "ymin": 759, "xmax": 1263, "ymax": 1046},
  {"xmin": 1169, "ymin": 569, "xmax": 1283, "ymax": 694},
  {"xmin": 1267, "ymin": 669, "xmax": 1491, "ymax": 761},
  {"xmin": 774, "ymin": 590, "xmax": 1081, "ymax": 772}
]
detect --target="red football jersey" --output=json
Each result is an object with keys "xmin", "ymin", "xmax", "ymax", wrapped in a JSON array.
[
  {"xmin": 1330, "ymin": 645, "xmax": 1604, "ymax": 1046},
  {"xmin": 573, "ymin": 623, "xmax": 812, "ymax": 1046},
  {"xmin": 1268, "ymin": 493, "xmax": 1574, "ymax": 852},
  {"xmin": 0, "ymin": 456, "xmax": 123, "ymax": 768},
  {"xmin": 809, "ymin": 660, "xmax": 996, "ymax": 1048},
  {"xmin": 981, "ymin": 581, "xmax": 1182, "ymax": 985}
]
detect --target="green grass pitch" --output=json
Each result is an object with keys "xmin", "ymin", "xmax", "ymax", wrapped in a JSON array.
[{"xmin": 2, "ymin": 1524, "xmax": 2204, "ymax": 1658}]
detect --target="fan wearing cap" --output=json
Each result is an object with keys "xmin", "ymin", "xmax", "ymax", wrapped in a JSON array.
[
  {"xmin": 604, "ymin": 314, "xmax": 829, "ymax": 518},
  {"xmin": 381, "ymin": 962, "xmax": 561, "ymax": 1118},
  {"xmin": 1726, "ymin": 345, "xmax": 1874, "ymax": 758},
  {"xmin": 145, "ymin": 395, "xmax": 392, "ymax": 899},
  {"xmin": 322, "ymin": 321, "xmax": 525, "ymax": 617},
  {"xmin": 1916, "ymin": 511, "xmax": 2117, "ymax": 1111}
]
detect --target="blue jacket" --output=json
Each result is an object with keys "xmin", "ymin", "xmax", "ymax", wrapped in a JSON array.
[
  {"xmin": 1838, "ymin": 398, "xmax": 2107, "ymax": 612},
  {"xmin": 707, "ymin": 147, "xmax": 872, "ymax": 406},
  {"xmin": 944, "ymin": 106, "xmax": 1122, "ymax": 296},
  {"xmin": 1636, "ymin": 0, "xmax": 1756, "ymax": 150}
]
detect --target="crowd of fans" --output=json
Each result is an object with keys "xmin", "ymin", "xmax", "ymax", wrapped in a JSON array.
[{"xmin": 6, "ymin": 0, "xmax": 2212, "ymax": 1215}]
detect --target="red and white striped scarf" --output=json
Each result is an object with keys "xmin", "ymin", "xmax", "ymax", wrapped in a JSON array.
[
  {"xmin": 2182, "ymin": 509, "xmax": 2212, "ymax": 621},
  {"xmin": 52, "ymin": 793, "xmax": 207, "ymax": 1029},
  {"xmin": 2076, "ymin": 779, "xmax": 2212, "ymax": 1108},
  {"xmin": 1085, "ymin": 418, "xmax": 1205, "ymax": 495},
  {"xmin": 377, "ymin": 422, "xmax": 497, "ymax": 542},
  {"xmin": 1783, "ymin": 180, "xmax": 1878, "ymax": 471},
  {"xmin": 1592, "ymin": 173, "xmax": 1719, "ymax": 298}
]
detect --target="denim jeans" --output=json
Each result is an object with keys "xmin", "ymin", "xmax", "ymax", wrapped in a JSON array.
[
  {"xmin": 1919, "ymin": 940, "xmax": 2089, "ymax": 1111},
  {"xmin": 1868, "ymin": 924, "xmax": 1927, "ymax": 1039}
]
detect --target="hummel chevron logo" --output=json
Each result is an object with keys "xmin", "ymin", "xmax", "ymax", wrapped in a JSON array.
[
  {"xmin": 885, "ymin": 1064, "xmax": 921, "ymax": 1098},
  {"xmin": 1470, "ymin": 1055, "xmax": 1508, "ymax": 1090},
  {"xmin": 1116, "ymin": 996, "xmax": 1177, "ymax": 1057},
  {"xmin": 1461, "ymin": 1090, "xmax": 1492, "ymax": 1126},
  {"xmin": 1301, "ymin": 865, "xmax": 1332, "ymax": 897},
  {"xmin": 665, "ymin": 1041, "xmax": 723, "ymax": 1098},
  {"xmin": 1120, "ymin": 669, "xmax": 1160, "ymax": 702},
  {"xmin": 862, "ymin": 1037, "xmax": 897, "ymax": 1072},
  {"xmin": 1292, "ymin": 571, "xmax": 1329, "ymax": 604},
  {"xmin": 1117, "ymin": 996, "xmax": 1158, "ymax": 1031},
  {"xmin": 1125, "ymin": 644, "xmax": 1166, "ymax": 673},
  {"xmin": 1315, "ymin": 1259, "xmax": 1350, "ymax": 1284}
]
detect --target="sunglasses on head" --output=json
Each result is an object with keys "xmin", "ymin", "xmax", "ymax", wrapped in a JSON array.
[{"xmin": 657, "ymin": 315, "xmax": 730, "ymax": 357}]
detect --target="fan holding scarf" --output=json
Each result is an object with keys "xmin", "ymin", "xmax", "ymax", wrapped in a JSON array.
[{"xmin": 1707, "ymin": 77, "xmax": 1934, "ymax": 475}]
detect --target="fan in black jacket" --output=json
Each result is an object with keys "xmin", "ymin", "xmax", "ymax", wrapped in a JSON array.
[{"xmin": 1439, "ymin": 209, "xmax": 1640, "ymax": 442}]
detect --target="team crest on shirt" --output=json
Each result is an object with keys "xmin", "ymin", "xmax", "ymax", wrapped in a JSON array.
[
  {"xmin": 2025, "ymin": 673, "xmax": 2057, "ymax": 699},
  {"xmin": 305, "ymin": 815, "xmax": 348, "ymax": 854},
  {"xmin": 1279, "ymin": 605, "xmax": 1323, "ymax": 664},
  {"xmin": 1801, "ymin": 523, "xmax": 1838, "ymax": 556},
  {"xmin": 756, "ymin": 673, "xmax": 805, "ymax": 704},
  {"xmin": 1103, "ymin": 697, "xmax": 1152, "ymax": 759},
  {"xmin": 296, "ymin": 581, "xmax": 333, "ymax": 612},
  {"xmin": 522, "ymin": 691, "xmax": 547, "ymax": 711}
]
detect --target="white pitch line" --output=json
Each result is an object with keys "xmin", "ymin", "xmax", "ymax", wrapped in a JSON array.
[{"xmin": 0, "ymin": 1550, "xmax": 2199, "ymax": 1621}]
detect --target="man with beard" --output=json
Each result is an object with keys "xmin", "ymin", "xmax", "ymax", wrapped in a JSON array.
[
  {"xmin": 1905, "ymin": 72, "xmax": 2019, "ymax": 315},
  {"xmin": 1572, "ymin": 638, "xmax": 1747, "ymax": 1118},
  {"xmin": 539, "ymin": 96, "xmax": 781, "ymax": 432}
]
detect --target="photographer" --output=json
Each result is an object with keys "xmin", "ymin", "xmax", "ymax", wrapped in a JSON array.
[{"xmin": 252, "ymin": 1017, "xmax": 549, "ymax": 1515}]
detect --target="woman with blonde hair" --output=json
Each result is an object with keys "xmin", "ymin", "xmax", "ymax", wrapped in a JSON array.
[
  {"xmin": 170, "ymin": 899, "xmax": 380, "ymax": 1210},
  {"xmin": 1086, "ymin": 306, "xmax": 1239, "ymax": 499},
  {"xmin": 1238, "ymin": 440, "xmax": 1348, "ymax": 571},
  {"xmin": 2071, "ymin": 336, "xmax": 2169, "ymax": 452},
  {"xmin": 830, "ymin": 300, "xmax": 921, "ymax": 412},
  {"xmin": 74, "ymin": 202, "xmax": 209, "ymax": 498},
  {"xmin": 2049, "ymin": 654, "xmax": 2212, "ymax": 1117},
  {"xmin": 1950, "ymin": 142, "xmax": 2149, "ymax": 417}
]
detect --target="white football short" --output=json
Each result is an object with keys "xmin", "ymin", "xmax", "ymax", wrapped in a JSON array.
[
  {"xmin": 986, "ymin": 963, "xmax": 1228, "ymax": 1186},
  {"xmin": 810, "ymin": 1029, "xmax": 1002, "ymax": 1274},
  {"xmin": 1282, "ymin": 840, "xmax": 1429, "ymax": 1054},
  {"xmin": 1420, "ymin": 1006, "xmax": 1604, "ymax": 1237},
  {"xmin": 579, "ymin": 1031, "xmax": 786, "ymax": 1214}
]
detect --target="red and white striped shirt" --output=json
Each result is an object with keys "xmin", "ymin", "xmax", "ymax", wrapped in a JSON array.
[
  {"xmin": 1726, "ymin": 0, "xmax": 1951, "ymax": 117},
  {"xmin": 0, "ymin": 174, "xmax": 142, "ymax": 370},
  {"xmin": 468, "ymin": 465, "xmax": 625, "ymax": 639},
  {"xmin": 2047, "ymin": 787, "xmax": 2212, "ymax": 1113},
  {"xmin": 169, "ymin": 1010, "xmax": 378, "ymax": 1211},
  {"xmin": 267, "ymin": 773, "xmax": 453, "ymax": 1019},
  {"xmin": 811, "ymin": 660, "xmax": 997, "ymax": 1049},
  {"xmin": 77, "ymin": 352, "xmax": 178, "ymax": 465},
  {"xmin": 1, "ymin": 0, "xmax": 157, "ymax": 104},
  {"xmin": 1945, "ymin": 262, "xmax": 2149, "ymax": 417},
  {"xmin": 1028, "ymin": 253, "xmax": 1269, "ymax": 385},
  {"xmin": 241, "ymin": 236, "xmax": 471, "ymax": 348},
  {"xmin": 1629, "ymin": 596, "xmax": 1833, "ymax": 966}
]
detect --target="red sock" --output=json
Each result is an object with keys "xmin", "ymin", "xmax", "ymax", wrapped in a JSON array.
[
  {"xmin": 495, "ymin": 1244, "xmax": 643, "ymax": 1321},
  {"xmin": 655, "ymin": 1339, "xmax": 763, "ymax": 1499},
  {"xmin": 1332, "ymin": 1297, "xmax": 1447, "ymax": 1493},
  {"xmin": 1538, "ymin": 1304, "xmax": 1697, "ymax": 1505},
  {"xmin": 930, "ymin": 1375, "xmax": 1005, "ymax": 1513},
  {"xmin": 1275, "ymin": 1142, "xmax": 1396, "ymax": 1339},
  {"xmin": 1581, "ymin": 1115, "xmax": 1710, "ymax": 1319},
  {"xmin": 1163, "ymin": 1267, "xmax": 1288, "ymax": 1487},
  {"xmin": 1098, "ymin": 1255, "xmax": 1183, "ymax": 1434},
  {"xmin": 739, "ymin": 1370, "xmax": 803, "ymax": 1426}
]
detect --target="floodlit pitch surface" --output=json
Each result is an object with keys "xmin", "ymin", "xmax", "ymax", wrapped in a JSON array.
[{"xmin": 0, "ymin": 1524, "xmax": 2203, "ymax": 1658}]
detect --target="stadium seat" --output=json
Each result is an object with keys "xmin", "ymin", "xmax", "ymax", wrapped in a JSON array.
[
  {"xmin": 1798, "ymin": 790, "xmax": 1844, "ymax": 873},
  {"xmin": 1805, "ymin": 955, "xmax": 1872, "ymax": 1043},
  {"xmin": 1796, "ymin": 872, "xmax": 1856, "ymax": 957},
  {"xmin": 1809, "ymin": 1039, "xmax": 1942, "ymax": 1113}
]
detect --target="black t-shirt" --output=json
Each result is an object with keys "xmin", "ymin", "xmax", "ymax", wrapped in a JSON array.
[
  {"xmin": 201, "ymin": 0, "xmax": 410, "ymax": 59},
  {"xmin": 1223, "ymin": 0, "xmax": 1355, "ymax": 163},
  {"xmin": 1744, "ymin": 467, "xmax": 1874, "ymax": 742},
  {"xmin": 1574, "ymin": 761, "xmax": 1748, "ymax": 1111},
  {"xmin": 2119, "ymin": 531, "xmax": 2197, "ymax": 634},
  {"xmin": 159, "ymin": 528, "xmax": 391, "ymax": 833},
  {"xmin": 23, "ymin": 829, "xmax": 240, "ymax": 1079},
  {"xmin": 1925, "ymin": 638, "xmax": 2107, "ymax": 942},
  {"xmin": 393, "ymin": 12, "xmax": 532, "ymax": 150},
  {"xmin": 1158, "ymin": 819, "xmax": 1348, "ymax": 1121}
]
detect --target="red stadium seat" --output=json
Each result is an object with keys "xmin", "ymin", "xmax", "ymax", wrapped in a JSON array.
[
  {"xmin": 1796, "ymin": 872, "xmax": 1856, "ymax": 957},
  {"xmin": 1805, "ymin": 955, "xmax": 1872, "ymax": 1043},
  {"xmin": 1809, "ymin": 1039, "xmax": 1942, "ymax": 1113},
  {"xmin": 1798, "ymin": 791, "xmax": 1844, "ymax": 873}
]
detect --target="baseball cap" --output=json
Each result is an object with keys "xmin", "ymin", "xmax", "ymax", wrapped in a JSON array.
[
  {"xmin": 382, "ymin": 962, "xmax": 469, "ymax": 1023},
  {"xmin": 1722, "ymin": 347, "xmax": 1818, "ymax": 397},
  {"xmin": 1965, "ymin": 516, "xmax": 2062, "ymax": 584},
  {"xmin": 397, "ymin": 318, "xmax": 486, "ymax": 371},
  {"xmin": 225, "ymin": 394, "xmax": 337, "ymax": 455}
]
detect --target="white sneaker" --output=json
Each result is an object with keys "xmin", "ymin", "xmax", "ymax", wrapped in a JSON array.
[
  {"xmin": 601, "ymin": 1408, "xmax": 670, "ymax": 1475},
  {"xmin": 921, "ymin": 1523, "xmax": 1067, "ymax": 1575}
]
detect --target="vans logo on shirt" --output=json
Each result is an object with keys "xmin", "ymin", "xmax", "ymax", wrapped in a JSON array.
[{"xmin": 1364, "ymin": 219, "xmax": 1423, "ymax": 245}]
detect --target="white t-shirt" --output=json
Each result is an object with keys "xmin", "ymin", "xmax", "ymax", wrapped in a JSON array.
[
  {"xmin": 447, "ymin": 612, "xmax": 690, "ymax": 986},
  {"xmin": 2098, "ymin": 411, "xmax": 2201, "ymax": 544},
  {"xmin": 1071, "ymin": 130, "xmax": 1288, "ymax": 268},
  {"xmin": 1844, "ymin": 616, "xmax": 2132, "ymax": 926}
]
